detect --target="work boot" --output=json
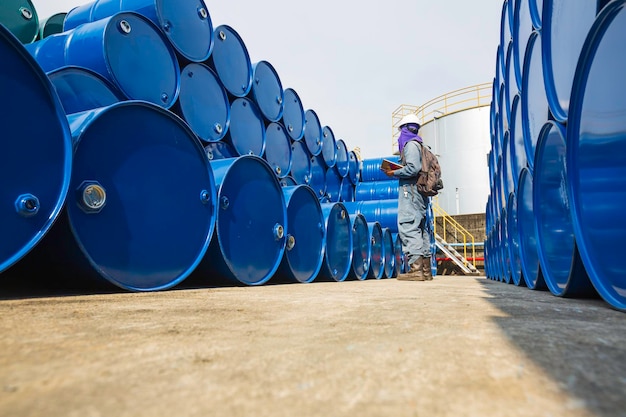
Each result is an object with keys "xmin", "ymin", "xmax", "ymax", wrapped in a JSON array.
[
  {"xmin": 423, "ymin": 256, "xmax": 433, "ymax": 280},
  {"xmin": 398, "ymin": 258, "xmax": 424, "ymax": 281}
]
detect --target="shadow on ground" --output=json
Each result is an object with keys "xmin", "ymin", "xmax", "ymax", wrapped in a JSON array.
[{"xmin": 479, "ymin": 278, "xmax": 626, "ymax": 417}]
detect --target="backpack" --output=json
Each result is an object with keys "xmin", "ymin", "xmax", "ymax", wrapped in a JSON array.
[{"xmin": 416, "ymin": 143, "xmax": 444, "ymax": 196}]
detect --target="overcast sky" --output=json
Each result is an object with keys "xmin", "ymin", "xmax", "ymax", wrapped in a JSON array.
[{"xmin": 31, "ymin": 0, "xmax": 503, "ymax": 159}]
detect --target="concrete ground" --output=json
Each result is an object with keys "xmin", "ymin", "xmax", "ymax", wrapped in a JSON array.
[{"xmin": 0, "ymin": 275, "xmax": 625, "ymax": 417}]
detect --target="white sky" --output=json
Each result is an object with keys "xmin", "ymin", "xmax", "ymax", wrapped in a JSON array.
[{"xmin": 31, "ymin": 0, "xmax": 503, "ymax": 159}]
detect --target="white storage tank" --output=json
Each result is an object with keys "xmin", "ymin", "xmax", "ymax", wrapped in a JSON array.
[{"xmin": 392, "ymin": 83, "xmax": 492, "ymax": 215}]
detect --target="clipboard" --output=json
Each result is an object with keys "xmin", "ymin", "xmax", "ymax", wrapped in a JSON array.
[{"xmin": 380, "ymin": 159, "xmax": 403, "ymax": 171}]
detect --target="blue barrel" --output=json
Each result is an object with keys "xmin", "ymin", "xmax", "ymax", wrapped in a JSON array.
[
  {"xmin": 38, "ymin": 12, "xmax": 66, "ymax": 40},
  {"xmin": 393, "ymin": 233, "xmax": 404, "ymax": 276},
  {"xmin": 279, "ymin": 176, "xmax": 297, "ymax": 187},
  {"xmin": 542, "ymin": 0, "xmax": 597, "ymax": 123},
  {"xmin": 274, "ymin": 185, "xmax": 325, "ymax": 283},
  {"xmin": 506, "ymin": 192, "xmax": 525, "ymax": 286},
  {"xmin": 309, "ymin": 153, "xmax": 327, "ymax": 199},
  {"xmin": 500, "ymin": 0, "xmax": 513, "ymax": 73},
  {"xmin": 497, "ymin": 83, "xmax": 508, "ymax": 150},
  {"xmin": 340, "ymin": 178, "xmax": 356, "ymax": 203},
  {"xmin": 534, "ymin": 121, "xmax": 595, "ymax": 297},
  {"xmin": 335, "ymin": 138, "xmax": 350, "ymax": 178},
  {"xmin": 281, "ymin": 87, "xmax": 305, "ymax": 141},
  {"xmin": 208, "ymin": 24, "xmax": 252, "ymax": 98},
  {"xmin": 504, "ymin": 40, "xmax": 516, "ymax": 126},
  {"xmin": 0, "ymin": 24, "xmax": 72, "ymax": 274},
  {"xmin": 31, "ymin": 101, "xmax": 215, "ymax": 291},
  {"xmin": 566, "ymin": 0, "xmax": 626, "ymax": 310},
  {"xmin": 205, "ymin": 140, "xmax": 237, "ymax": 161},
  {"xmin": 360, "ymin": 156, "xmax": 398, "ymax": 182},
  {"xmin": 512, "ymin": 0, "xmax": 532, "ymax": 92},
  {"xmin": 509, "ymin": 93, "xmax": 528, "ymax": 192},
  {"xmin": 26, "ymin": 12, "xmax": 180, "ymax": 109},
  {"xmin": 321, "ymin": 126, "xmax": 337, "ymax": 168},
  {"xmin": 347, "ymin": 213, "xmax": 370, "ymax": 281},
  {"xmin": 529, "ymin": 0, "xmax": 543, "ymax": 29},
  {"xmin": 347, "ymin": 150, "xmax": 360, "ymax": 185},
  {"xmin": 46, "ymin": 66, "xmax": 124, "ymax": 115},
  {"xmin": 264, "ymin": 122, "xmax": 292, "ymax": 179},
  {"xmin": 317, "ymin": 202, "xmax": 353, "ymax": 282},
  {"xmin": 516, "ymin": 167, "xmax": 546, "ymax": 289},
  {"xmin": 289, "ymin": 140, "xmax": 312, "ymax": 185},
  {"xmin": 324, "ymin": 165, "xmax": 342, "ymax": 203},
  {"xmin": 355, "ymin": 181, "xmax": 398, "ymax": 201},
  {"xmin": 226, "ymin": 97, "xmax": 265, "ymax": 156},
  {"xmin": 382, "ymin": 227, "xmax": 395, "ymax": 279},
  {"xmin": 0, "ymin": 0, "xmax": 39, "ymax": 44},
  {"xmin": 303, "ymin": 109, "xmax": 323, "ymax": 157},
  {"xmin": 366, "ymin": 221, "xmax": 384, "ymax": 279},
  {"xmin": 195, "ymin": 155, "xmax": 286, "ymax": 286},
  {"xmin": 63, "ymin": 0, "xmax": 213, "ymax": 63},
  {"xmin": 174, "ymin": 62, "xmax": 229, "ymax": 142},
  {"xmin": 343, "ymin": 200, "xmax": 398, "ymax": 233},
  {"xmin": 502, "ymin": 131, "xmax": 516, "ymax": 201},
  {"xmin": 521, "ymin": 30, "xmax": 549, "ymax": 172},
  {"xmin": 250, "ymin": 60, "xmax": 284, "ymax": 123},
  {"xmin": 499, "ymin": 207, "xmax": 512, "ymax": 283}
]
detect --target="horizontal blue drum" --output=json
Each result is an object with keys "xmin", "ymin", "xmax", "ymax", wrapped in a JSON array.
[
  {"xmin": 347, "ymin": 213, "xmax": 370, "ymax": 280},
  {"xmin": 516, "ymin": 167, "xmax": 546, "ymax": 290},
  {"xmin": 27, "ymin": 12, "xmax": 180, "ymax": 109},
  {"xmin": 63, "ymin": 0, "xmax": 213, "ymax": 63},
  {"xmin": 382, "ymin": 227, "xmax": 395, "ymax": 279},
  {"xmin": 251, "ymin": 60, "xmax": 284, "ymax": 122},
  {"xmin": 324, "ymin": 165, "xmax": 343, "ymax": 203},
  {"xmin": 289, "ymin": 140, "xmax": 312, "ymax": 185},
  {"xmin": 205, "ymin": 141, "xmax": 237, "ymax": 161},
  {"xmin": 335, "ymin": 139, "xmax": 350, "ymax": 178},
  {"xmin": 274, "ymin": 185, "xmax": 325, "ymax": 283},
  {"xmin": 317, "ymin": 202, "xmax": 353, "ymax": 282},
  {"xmin": 281, "ymin": 87, "xmax": 305, "ymax": 141},
  {"xmin": 355, "ymin": 180, "xmax": 398, "ymax": 201},
  {"xmin": 339, "ymin": 178, "xmax": 355, "ymax": 203},
  {"xmin": 46, "ymin": 101, "xmax": 215, "ymax": 291},
  {"xmin": 347, "ymin": 150, "xmax": 360, "ymax": 185},
  {"xmin": 360, "ymin": 156, "xmax": 398, "ymax": 182},
  {"xmin": 506, "ymin": 192, "xmax": 525, "ymax": 286},
  {"xmin": 393, "ymin": 233, "xmax": 404, "ymax": 276},
  {"xmin": 542, "ymin": 0, "xmax": 597, "ymax": 123},
  {"xmin": 0, "ymin": 25, "xmax": 72, "ymax": 274},
  {"xmin": 366, "ymin": 221, "xmax": 384, "ymax": 279},
  {"xmin": 512, "ymin": 0, "xmax": 532, "ymax": 91},
  {"xmin": 321, "ymin": 126, "xmax": 337, "ymax": 168},
  {"xmin": 47, "ymin": 66, "xmax": 124, "ymax": 115},
  {"xmin": 208, "ymin": 25, "xmax": 252, "ymax": 98},
  {"xmin": 196, "ymin": 155, "xmax": 287, "ymax": 286},
  {"xmin": 303, "ymin": 109, "xmax": 323, "ymax": 157},
  {"xmin": 309, "ymin": 154, "xmax": 327, "ymax": 199},
  {"xmin": 343, "ymin": 200, "xmax": 398, "ymax": 234},
  {"xmin": 264, "ymin": 122, "xmax": 292, "ymax": 179},
  {"xmin": 226, "ymin": 97, "xmax": 265, "ymax": 156},
  {"xmin": 174, "ymin": 63, "xmax": 229, "ymax": 142},
  {"xmin": 566, "ymin": 0, "xmax": 626, "ymax": 310}
]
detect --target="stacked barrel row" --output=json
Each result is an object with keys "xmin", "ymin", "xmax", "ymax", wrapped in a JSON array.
[
  {"xmin": 486, "ymin": 0, "xmax": 626, "ymax": 311},
  {"xmin": 0, "ymin": 0, "xmax": 404, "ymax": 292}
]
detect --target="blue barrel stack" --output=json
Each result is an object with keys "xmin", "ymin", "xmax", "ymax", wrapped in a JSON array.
[
  {"xmin": 486, "ymin": 0, "xmax": 626, "ymax": 312},
  {"xmin": 1, "ymin": 0, "xmax": 415, "ymax": 292}
]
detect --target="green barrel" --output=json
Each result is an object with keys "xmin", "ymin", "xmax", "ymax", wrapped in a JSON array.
[
  {"xmin": 38, "ymin": 12, "xmax": 66, "ymax": 40},
  {"xmin": 0, "ymin": 0, "xmax": 39, "ymax": 43}
]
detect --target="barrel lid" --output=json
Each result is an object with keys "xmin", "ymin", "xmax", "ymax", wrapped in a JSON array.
[
  {"xmin": 320, "ymin": 202, "xmax": 353, "ymax": 282},
  {"xmin": 0, "ymin": 24, "xmax": 72, "ymax": 273},
  {"xmin": 303, "ymin": 109, "xmax": 323, "ymax": 156},
  {"xmin": 321, "ymin": 126, "xmax": 337, "ymax": 168},
  {"xmin": 210, "ymin": 25, "xmax": 252, "ymax": 97},
  {"xmin": 227, "ymin": 97, "xmax": 265, "ymax": 156},
  {"xmin": 282, "ymin": 88, "xmax": 305, "ymax": 141},
  {"xmin": 350, "ymin": 212, "xmax": 370, "ymax": 280},
  {"xmin": 289, "ymin": 140, "xmax": 311, "ymax": 185},
  {"xmin": 264, "ymin": 122, "xmax": 292, "ymax": 179},
  {"xmin": 66, "ymin": 101, "xmax": 216, "ymax": 291},
  {"xmin": 251, "ymin": 60, "xmax": 284, "ymax": 122},
  {"xmin": 156, "ymin": 0, "xmax": 213, "ymax": 62},
  {"xmin": 177, "ymin": 63, "xmax": 229, "ymax": 142},
  {"xmin": 367, "ymin": 221, "xmax": 384, "ymax": 279},
  {"xmin": 211, "ymin": 155, "xmax": 287, "ymax": 285},
  {"xmin": 99, "ymin": 12, "xmax": 180, "ymax": 109},
  {"xmin": 39, "ymin": 12, "xmax": 66, "ymax": 40},
  {"xmin": 335, "ymin": 139, "xmax": 349, "ymax": 178},
  {"xmin": 282, "ymin": 185, "xmax": 325, "ymax": 283}
]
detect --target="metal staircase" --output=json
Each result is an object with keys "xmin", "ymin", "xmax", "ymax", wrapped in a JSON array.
[{"xmin": 432, "ymin": 202, "xmax": 480, "ymax": 276}]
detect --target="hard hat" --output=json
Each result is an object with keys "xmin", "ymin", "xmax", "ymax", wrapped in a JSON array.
[{"xmin": 398, "ymin": 113, "xmax": 421, "ymax": 129}]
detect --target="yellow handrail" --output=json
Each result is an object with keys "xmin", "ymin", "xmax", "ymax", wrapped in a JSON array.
[
  {"xmin": 432, "ymin": 201, "xmax": 477, "ymax": 268},
  {"xmin": 391, "ymin": 82, "xmax": 492, "ymax": 152}
]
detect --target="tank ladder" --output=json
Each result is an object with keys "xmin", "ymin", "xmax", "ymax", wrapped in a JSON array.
[{"xmin": 432, "ymin": 203, "xmax": 480, "ymax": 276}]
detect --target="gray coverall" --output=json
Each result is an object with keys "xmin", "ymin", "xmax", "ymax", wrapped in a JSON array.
[{"xmin": 393, "ymin": 140, "xmax": 429, "ymax": 266}]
